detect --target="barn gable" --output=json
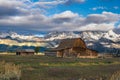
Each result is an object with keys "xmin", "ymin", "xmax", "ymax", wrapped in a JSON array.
[
  {"xmin": 55, "ymin": 38, "xmax": 86, "ymax": 50},
  {"xmin": 45, "ymin": 38, "xmax": 98, "ymax": 58}
]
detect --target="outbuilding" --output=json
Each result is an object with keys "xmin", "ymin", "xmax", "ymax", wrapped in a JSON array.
[{"xmin": 16, "ymin": 49, "xmax": 35, "ymax": 55}]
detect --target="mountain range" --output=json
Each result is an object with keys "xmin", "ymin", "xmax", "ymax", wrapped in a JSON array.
[{"xmin": 0, "ymin": 30, "xmax": 120, "ymax": 53}]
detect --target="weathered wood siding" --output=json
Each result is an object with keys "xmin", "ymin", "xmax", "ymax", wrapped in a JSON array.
[{"xmin": 46, "ymin": 38, "xmax": 98, "ymax": 58}]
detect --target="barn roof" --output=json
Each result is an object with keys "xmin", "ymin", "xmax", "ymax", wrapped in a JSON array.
[
  {"xmin": 16, "ymin": 49, "xmax": 35, "ymax": 52},
  {"xmin": 54, "ymin": 38, "xmax": 86, "ymax": 50}
]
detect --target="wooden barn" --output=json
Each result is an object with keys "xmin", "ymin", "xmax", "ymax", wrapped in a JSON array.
[
  {"xmin": 46, "ymin": 38, "xmax": 98, "ymax": 58},
  {"xmin": 16, "ymin": 49, "xmax": 35, "ymax": 55}
]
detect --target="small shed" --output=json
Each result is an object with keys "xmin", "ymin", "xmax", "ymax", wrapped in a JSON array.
[
  {"xmin": 16, "ymin": 49, "xmax": 35, "ymax": 55},
  {"xmin": 46, "ymin": 38, "xmax": 98, "ymax": 58}
]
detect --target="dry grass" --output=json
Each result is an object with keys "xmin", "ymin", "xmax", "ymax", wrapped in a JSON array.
[
  {"xmin": 0, "ymin": 61, "xmax": 21, "ymax": 80},
  {"xmin": 0, "ymin": 55, "xmax": 120, "ymax": 80},
  {"xmin": 110, "ymin": 70, "xmax": 120, "ymax": 80}
]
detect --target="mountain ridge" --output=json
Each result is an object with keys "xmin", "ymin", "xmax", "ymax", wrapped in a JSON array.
[{"xmin": 0, "ymin": 30, "xmax": 120, "ymax": 53}]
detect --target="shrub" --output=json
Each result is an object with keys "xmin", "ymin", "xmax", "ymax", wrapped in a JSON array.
[{"xmin": 0, "ymin": 61, "xmax": 21, "ymax": 80}]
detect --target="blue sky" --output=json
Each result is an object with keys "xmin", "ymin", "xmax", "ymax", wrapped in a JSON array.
[
  {"xmin": 47, "ymin": 0, "xmax": 120, "ymax": 16},
  {"xmin": 0, "ymin": 0, "xmax": 120, "ymax": 33}
]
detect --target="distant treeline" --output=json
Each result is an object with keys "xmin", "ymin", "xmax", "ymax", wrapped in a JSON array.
[{"xmin": 0, "ymin": 44, "xmax": 47, "ymax": 53}]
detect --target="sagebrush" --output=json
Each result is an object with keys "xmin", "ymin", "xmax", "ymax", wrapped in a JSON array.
[{"xmin": 0, "ymin": 61, "xmax": 21, "ymax": 80}]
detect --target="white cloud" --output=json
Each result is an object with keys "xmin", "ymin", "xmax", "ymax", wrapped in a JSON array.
[
  {"xmin": 114, "ymin": 6, "xmax": 119, "ymax": 9},
  {"xmin": 0, "ymin": 10, "xmax": 120, "ymax": 31},
  {"xmin": 34, "ymin": 0, "xmax": 66, "ymax": 5},
  {"xmin": 92, "ymin": 6, "xmax": 120, "ymax": 11},
  {"xmin": 91, "ymin": 6, "xmax": 107, "ymax": 11},
  {"xmin": 0, "ymin": 0, "xmax": 23, "ymax": 7},
  {"xmin": 33, "ymin": 0, "xmax": 66, "ymax": 9},
  {"xmin": 85, "ymin": 11, "xmax": 120, "ymax": 24},
  {"xmin": 53, "ymin": 11, "xmax": 79, "ymax": 18},
  {"xmin": 79, "ymin": 23, "xmax": 115, "ymax": 31},
  {"xmin": 74, "ymin": 0, "xmax": 85, "ymax": 3},
  {"xmin": 33, "ymin": 0, "xmax": 85, "ymax": 8},
  {"xmin": 65, "ymin": 0, "xmax": 85, "ymax": 5},
  {"xmin": 0, "ymin": 0, "xmax": 120, "ymax": 32}
]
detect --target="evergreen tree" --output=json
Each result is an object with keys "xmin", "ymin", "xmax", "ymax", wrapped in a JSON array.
[{"xmin": 34, "ymin": 46, "xmax": 40, "ymax": 54}]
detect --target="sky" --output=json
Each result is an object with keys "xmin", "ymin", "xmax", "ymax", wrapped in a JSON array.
[{"xmin": 0, "ymin": 0, "xmax": 120, "ymax": 33}]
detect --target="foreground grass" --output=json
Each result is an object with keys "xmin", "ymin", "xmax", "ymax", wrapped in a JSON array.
[
  {"xmin": 0, "ymin": 55, "xmax": 120, "ymax": 80},
  {"xmin": 0, "ymin": 61, "xmax": 21, "ymax": 80}
]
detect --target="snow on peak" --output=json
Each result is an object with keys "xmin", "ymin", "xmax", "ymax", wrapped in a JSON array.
[
  {"xmin": 103, "ymin": 30, "xmax": 120, "ymax": 42},
  {"xmin": 108, "ymin": 30, "xmax": 117, "ymax": 36},
  {"xmin": 45, "ymin": 31, "xmax": 80, "ymax": 41},
  {"xmin": 80, "ymin": 31, "xmax": 104, "ymax": 41},
  {"xmin": 0, "ymin": 31, "xmax": 35, "ymax": 41}
]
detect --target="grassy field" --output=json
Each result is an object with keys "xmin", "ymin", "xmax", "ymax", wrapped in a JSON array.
[{"xmin": 0, "ymin": 55, "xmax": 120, "ymax": 80}]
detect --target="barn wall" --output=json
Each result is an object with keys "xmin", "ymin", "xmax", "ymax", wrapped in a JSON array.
[
  {"xmin": 63, "ymin": 49, "xmax": 69, "ymax": 57},
  {"xmin": 55, "ymin": 48, "xmax": 98, "ymax": 58},
  {"xmin": 57, "ymin": 50, "xmax": 63, "ymax": 57},
  {"xmin": 16, "ymin": 52, "xmax": 34, "ymax": 56},
  {"xmin": 45, "ymin": 52, "xmax": 56, "ymax": 56}
]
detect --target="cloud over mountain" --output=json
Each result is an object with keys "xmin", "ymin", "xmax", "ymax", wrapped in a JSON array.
[{"xmin": 0, "ymin": 0, "xmax": 120, "ymax": 32}]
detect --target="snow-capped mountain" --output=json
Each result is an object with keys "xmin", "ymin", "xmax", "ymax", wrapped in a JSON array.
[
  {"xmin": 44, "ymin": 30, "xmax": 120, "ymax": 53},
  {"xmin": 0, "ymin": 31, "xmax": 44, "ymax": 42},
  {"xmin": 0, "ymin": 30, "xmax": 120, "ymax": 53},
  {"xmin": 0, "ymin": 31, "xmax": 51, "ymax": 52},
  {"xmin": 44, "ymin": 31, "xmax": 79, "ymax": 41},
  {"xmin": 45, "ymin": 30, "xmax": 120, "ymax": 42},
  {"xmin": 103, "ymin": 30, "xmax": 120, "ymax": 42}
]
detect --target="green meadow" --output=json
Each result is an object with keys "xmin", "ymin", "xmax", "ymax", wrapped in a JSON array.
[{"xmin": 0, "ymin": 55, "xmax": 120, "ymax": 80}]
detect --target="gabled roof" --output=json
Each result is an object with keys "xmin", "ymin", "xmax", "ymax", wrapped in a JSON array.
[
  {"xmin": 55, "ymin": 38, "xmax": 86, "ymax": 50},
  {"xmin": 16, "ymin": 49, "xmax": 35, "ymax": 52}
]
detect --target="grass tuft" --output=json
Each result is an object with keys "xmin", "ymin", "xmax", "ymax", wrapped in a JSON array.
[
  {"xmin": 0, "ymin": 61, "xmax": 21, "ymax": 80},
  {"xmin": 110, "ymin": 70, "xmax": 120, "ymax": 80}
]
